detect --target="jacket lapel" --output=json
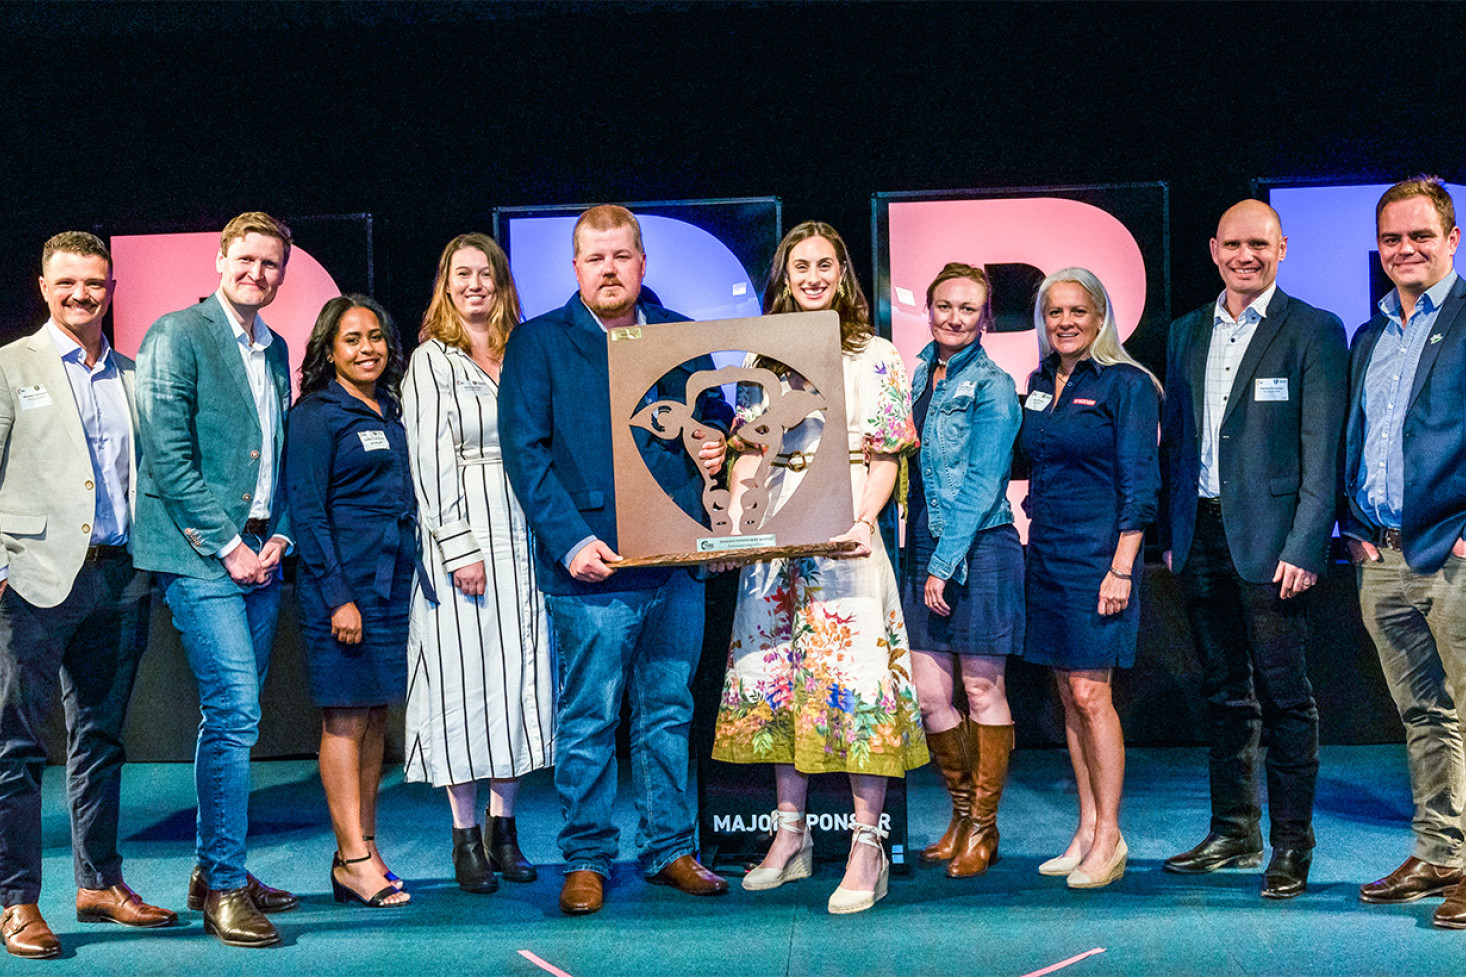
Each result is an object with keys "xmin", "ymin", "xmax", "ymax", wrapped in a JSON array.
[
  {"xmin": 201, "ymin": 298, "xmax": 262, "ymax": 420},
  {"xmin": 1220, "ymin": 290, "xmax": 1290, "ymax": 429},
  {"xmin": 1407, "ymin": 277, "xmax": 1466, "ymax": 412},
  {"xmin": 264, "ymin": 324, "xmax": 291, "ymax": 461},
  {"xmin": 1186, "ymin": 307, "xmax": 1211, "ymax": 434},
  {"xmin": 562, "ymin": 296, "xmax": 611, "ymax": 376},
  {"xmin": 24, "ymin": 330, "xmax": 89, "ymax": 460},
  {"xmin": 119, "ymin": 360, "xmax": 139, "ymax": 521},
  {"xmin": 1345, "ymin": 315, "xmax": 1386, "ymax": 485}
]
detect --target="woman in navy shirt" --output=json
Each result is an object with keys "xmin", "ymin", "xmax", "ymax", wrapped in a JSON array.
[
  {"xmin": 286, "ymin": 295, "xmax": 414, "ymax": 908},
  {"xmin": 1020, "ymin": 268, "xmax": 1161, "ymax": 891}
]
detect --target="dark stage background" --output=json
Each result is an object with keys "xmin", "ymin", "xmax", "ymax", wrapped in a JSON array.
[{"xmin": 1, "ymin": 0, "xmax": 1454, "ymax": 757}]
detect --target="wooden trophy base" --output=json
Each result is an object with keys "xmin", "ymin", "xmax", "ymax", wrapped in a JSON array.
[{"xmin": 613, "ymin": 539, "xmax": 860, "ymax": 569}]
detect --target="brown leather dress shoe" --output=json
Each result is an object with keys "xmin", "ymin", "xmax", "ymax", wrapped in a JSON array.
[
  {"xmin": 1360, "ymin": 856, "xmax": 1464, "ymax": 904},
  {"xmin": 559, "ymin": 871, "xmax": 604, "ymax": 915},
  {"xmin": 77, "ymin": 882, "xmax": 178, "ymax": 927},
  {"xmin": 646, "ymin": 855, "xmax": 729, "ymax": 896},
  {"xmin": 1433, "ymin": 879, "xmax": 1466, "ymax": 929},
  {"xmin": 202, "ymin": 887, "xmax": 280, "ymax": 948},
  {"xmin": 187, "ymin": 866, "xmax": 299, "ymax": 913},
  {"xmin": 2, "ymin": 904, "xmax": 60, "ymax": 959}
]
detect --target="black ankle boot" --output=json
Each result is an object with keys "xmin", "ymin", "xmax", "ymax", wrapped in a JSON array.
[
  {"xmin": 485, "ymin": 814, "xmax": 538, "ymax": 883},
  {"xmin": 452, "ymin": 826, "xmax": 497, "ymax": 893}
]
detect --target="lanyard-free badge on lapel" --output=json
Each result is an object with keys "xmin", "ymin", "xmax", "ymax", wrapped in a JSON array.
[
  {"xmin": 1254, "ymin": 378, "xmax": 1289, "ymax": 402},
  {"xmin": 17, "ymin": 385, "xmax": 53, "ymax": 410}
]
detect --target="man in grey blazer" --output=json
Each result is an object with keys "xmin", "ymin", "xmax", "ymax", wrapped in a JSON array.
[
  {"xmin": 1158, "ymin": 200, "xmax": 1348, "ymax": 899},
  {"xmin": 133, "ymin": 213, "xmax": 298, "ymax": 948},
  {"xmin": 0, "ymin": 233, "xmax": 177, "ymax": 959}
]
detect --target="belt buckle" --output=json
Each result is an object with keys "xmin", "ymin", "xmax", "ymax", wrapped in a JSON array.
[{"xmin": 785, "ymin": 451, "xmax": 808, "ymax": 473}]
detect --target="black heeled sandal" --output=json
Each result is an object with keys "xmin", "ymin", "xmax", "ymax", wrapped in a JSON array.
[
  {"xmin": 362, "ymin": 835, "xmax": 404, "ymax": 890},
  {"xmin": 332, "ymin": 853, "xmax": 409, "ymax": 908}
]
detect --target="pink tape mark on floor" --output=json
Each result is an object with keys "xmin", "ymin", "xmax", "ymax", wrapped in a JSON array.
[
  {"xmin": 518, "ymin": 949, "xmax": 577, "ymax": 977},
  {"xmin": 1017, "ymin": 947, "xmax": 1107, "ymax": 977}
]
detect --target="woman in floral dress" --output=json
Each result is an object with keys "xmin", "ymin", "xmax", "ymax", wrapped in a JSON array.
[{"xmin": 712, "ymin": 221, "xmax": 926, "ymax": 915}]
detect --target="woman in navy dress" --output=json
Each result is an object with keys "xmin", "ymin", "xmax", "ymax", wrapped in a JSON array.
[
  {"xmin": 286, "ymin": 294, "xmax": 414, "ymax": 907},
  {"xmin": 1020, "ymin": 268, "xmax": 1160, "ymax": 890}
]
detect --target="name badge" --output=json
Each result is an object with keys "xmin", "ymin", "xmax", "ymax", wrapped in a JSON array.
[
  {"xmin": 357, "ymin": 430, "xmax": 390, "ymax": 451},
  {"xmin": 1254, "ymin": 378, "xmax": 1289, "ymax": 402},
  {"xmin": 1025, "ymin": 391, "xmax": 1053, "ymax": 411},
  {"xmin": 956, "ymin": 381, "xmax": 976, "ymax": 396},
  {"xmin": 16, "ymin": 385, "xmax": 52, "ymax": 410},
  {"xmin": 457, "ymin": 380, "xmax": 494, "ymax": 397},
  {"xmin": 17, "ymin": 381, "xmax": 53, "ymax": 407}
]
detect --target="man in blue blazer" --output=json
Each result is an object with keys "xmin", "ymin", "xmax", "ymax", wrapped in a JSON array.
[
  {"xmin": 133, "ymin": 213, "xmax": 299, "ymax": 947},
  {"xmin": 1343, "ymin": 177, "xmax": 1466, "ymax": 929},
  {"xmin": 1159, "ymin": 200, "xmax": 1347, "ymax": 898},
  {"xmin": 500, "ymin": 205, "xmax": 732, "ymax": 915}
]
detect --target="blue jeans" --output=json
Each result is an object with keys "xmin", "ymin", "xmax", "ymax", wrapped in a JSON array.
[
  {"xmin": 545, "ymin": 572, "xmax": 703, "ymax": 878},
  {"xmin": 160, "ymin": 568, "xmax": 281, "ymax": 890}
]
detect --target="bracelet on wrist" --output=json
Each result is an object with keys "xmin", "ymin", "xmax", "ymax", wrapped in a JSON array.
[
  {"xmin": 855, "ymin": 518, "xmax": 876, "ymax": 533},
  {"xmin": 1107, "ymin": 566, "xmax": 1132, "ymax": 580}
]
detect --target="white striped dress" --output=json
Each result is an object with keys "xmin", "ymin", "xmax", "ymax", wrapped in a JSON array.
[{"xmin": 402, "ymin": 339, "xmax": 555, "ymax": 785}]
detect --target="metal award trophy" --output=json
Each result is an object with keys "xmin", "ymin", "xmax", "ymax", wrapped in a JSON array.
[{"xmin": 606, "ymin": 310, "xmax": 856, "ymax": 568}]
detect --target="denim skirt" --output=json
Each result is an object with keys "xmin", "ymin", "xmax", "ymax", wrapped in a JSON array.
[{"xmin": 901, "ymin": 523, "xmax": 1024, "ymax": 656}]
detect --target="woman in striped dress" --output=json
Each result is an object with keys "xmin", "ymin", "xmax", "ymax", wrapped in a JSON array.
[{"xmin": 402, "ymin": 233, "xmax": 555, "ymax": 893}]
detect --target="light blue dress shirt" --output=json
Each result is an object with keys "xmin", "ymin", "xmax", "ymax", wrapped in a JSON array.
[
  {"xmin": 46, "ymin": 321, "xmax": 131, "ymax": 546},
  {"xmin": 1355, "ymin": 271, "xmax": 1459, "ymax": 529}
]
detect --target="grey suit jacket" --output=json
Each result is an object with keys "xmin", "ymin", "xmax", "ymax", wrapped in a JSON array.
[{"xmin": 0, "ymin": 326, "xmax": 138, "ymax": 607}]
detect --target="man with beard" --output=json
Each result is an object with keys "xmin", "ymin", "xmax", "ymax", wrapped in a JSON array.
[
  {"xmin": 133, "ymin": 212, "xmax": 299, "ymax": 947},
  {"xmin": 499, "ymin": 205, "xmax": 732, "ymax": 915},
  {"xmin": 0, "ymin": 233, "xmax": 176, "ymax": 959}
]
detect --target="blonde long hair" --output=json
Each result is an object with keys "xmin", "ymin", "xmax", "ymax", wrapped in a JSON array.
[
  {"xmin": 419, "ymin": 233, "xmax": 523, "ymax": 356},
  {"xmin": 1033, "ymin": 267, "xmax": 1162, "ymax": 395}
]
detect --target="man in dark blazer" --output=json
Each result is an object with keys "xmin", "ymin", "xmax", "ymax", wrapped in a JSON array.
[
  {"xmin": 500, "ymin": 205, "xmax": 732, "ymax": 916},
  {"xmin": 1158, "ymin": 200, "xmax": 1347, "ymax": 899},
  {"xmin": 1342, "ymin": 177, "xmax": 1466, "ymax": 929},
  {"xmin": 0, "ymin": 233, "xmax": 176, "ymax": 959},
  {"xmin": 134, "ymin": 213, "xmax": 299, "ymax": 948}
]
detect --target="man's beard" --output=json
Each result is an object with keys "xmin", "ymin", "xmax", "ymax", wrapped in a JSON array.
[{"xmin": 586, "ymin": 280, "xmax": 637, "ymax": 319}]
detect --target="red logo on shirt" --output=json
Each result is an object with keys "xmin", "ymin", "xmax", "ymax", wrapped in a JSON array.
[{"xmin": 1073, "ymin": 398, "xmax": 1097, "ymax": 406}]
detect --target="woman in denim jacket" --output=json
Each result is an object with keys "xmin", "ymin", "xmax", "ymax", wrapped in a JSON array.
[{"xmin": 902, "ymin": 263, "xmax": 1024, "ymax": 879}]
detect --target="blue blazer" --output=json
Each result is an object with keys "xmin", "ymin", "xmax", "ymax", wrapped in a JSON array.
[
  {"xmin": 1342, "ymin": 276, "xmax": 1466, "ymax": 575},
  {"xmin": 1159, "ymin": 289, "xmax": 1348, "ymax": 583},
  {"xmin": 498, "ymin": 293, "xmax": 732, "ymax": 596},
  {"xmin": 133, "ymin": 295, "xmax": 292, "ymax": 579}
]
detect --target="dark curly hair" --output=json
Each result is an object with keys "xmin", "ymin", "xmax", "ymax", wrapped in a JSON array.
[{"xmin": 299, "ymin": 294, "xmax": 405, "ymax": 405}]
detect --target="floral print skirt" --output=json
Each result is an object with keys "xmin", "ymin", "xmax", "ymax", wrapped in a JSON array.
[{"xmin": 712, "ymin": 537, "xmax": 928, "ymax": 777}]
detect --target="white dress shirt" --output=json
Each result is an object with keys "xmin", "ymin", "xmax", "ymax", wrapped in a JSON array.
[
  {"xmin": 213, "ymin": 290, "xmax": 282, "ymax": 559},
  {"xmin": 1199, "ymin": 284, "xmax": 1274, "ymax": 498}
]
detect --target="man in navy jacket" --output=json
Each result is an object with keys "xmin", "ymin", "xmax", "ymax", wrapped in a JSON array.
[
  {"xmin": 1159, "ymin": 200, "xmax": 1347, "ymax": 899},
  {"xmin": 499, "ymin": 205, "xmax": 731, "ymax": 915},
  {"xmin": 1343, "ymin": 177, "xmax": 1466, "ymax": 929}
]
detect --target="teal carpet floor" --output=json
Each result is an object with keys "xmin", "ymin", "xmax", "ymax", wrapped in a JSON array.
[{"xmin": 24, "ymin": 745, "xmax": 1453, "ymax": 976}]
